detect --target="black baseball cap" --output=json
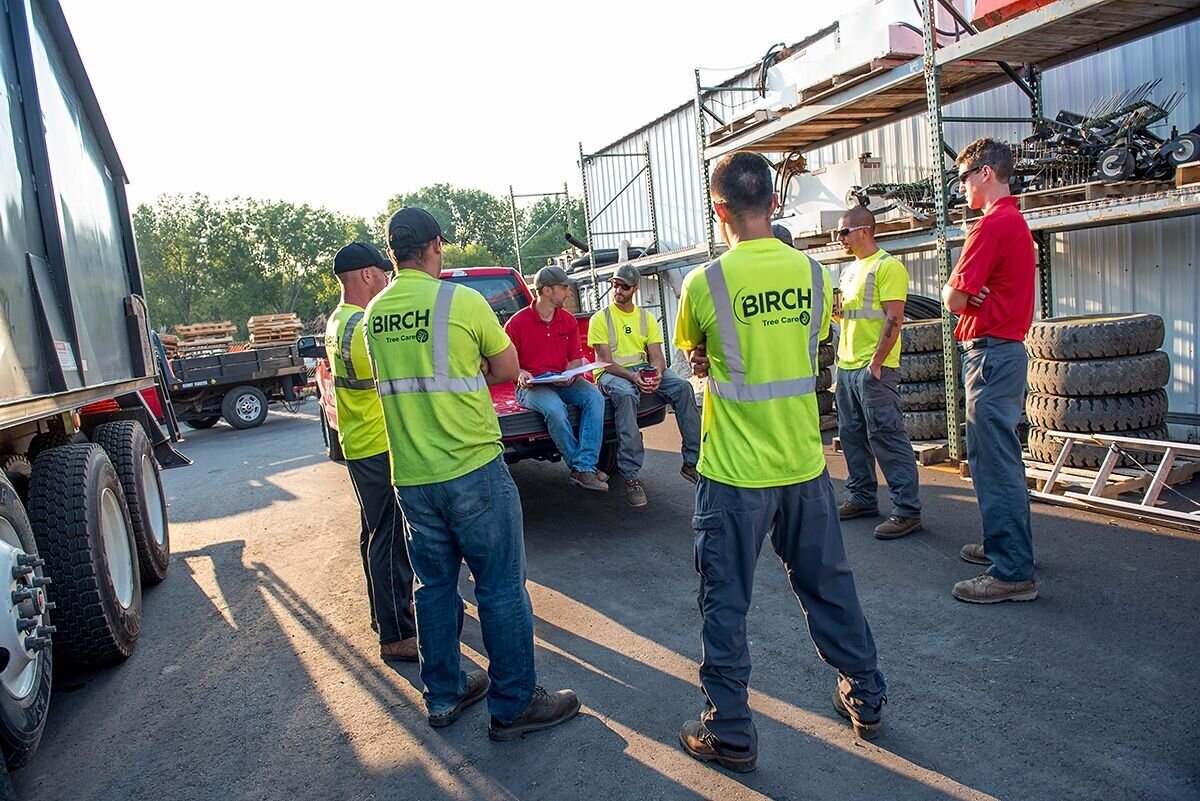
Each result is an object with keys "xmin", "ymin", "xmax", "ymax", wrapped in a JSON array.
[
  {"xmin": 333, "ymin": 242, "xmax": 390, "ymax": 274},
  {"xmin": 387, "ymin": 206, "xmax": 453, "ymax": 251}
]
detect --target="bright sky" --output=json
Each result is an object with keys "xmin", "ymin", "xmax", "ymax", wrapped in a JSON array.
[{"xmin": 60, "ymin": 1, "xmax": 837, "ymax": 221}]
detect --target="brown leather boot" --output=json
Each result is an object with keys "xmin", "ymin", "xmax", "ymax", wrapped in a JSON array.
[
  {"xmin": 838, "ymin": 501, "xmax": 879, "ymax": 520},
  {"xmin": 680, "ymin": 464, "xmax": 700, "ymax": 485},
  {"xmin": 952, "ymin": 573, "xmax": 1038, "ymax": 604},
  {"xmin": 960, "ymin": 543, "xmax": 991, "ymax": 565},
  {"xmin": 626, "ymin": 479, "xmax": 648, "ymax": 507},
  {"xmin": 428, "ymin": 669, "xmax": 489, "ymax": 728},
  {"xmin": 678, "ymin": 720, "xmax": 756, "ymax": 773},
  {"xmin": 874, "ymin": 516, "xmax": 922, "ymax": 540},
  {"xmin": 569, "ymin": 471, "xmax": 608, "ymax": 492},
  {"xmin": 380, "ymin": 637, "xmax": 419, "ymax": 663},
  {"xmin": 833, "ymin": 687, "xmax": 885, "ymax": 740},
  {"xmin": 488, "ymin": 686, "xmax": 581, "ymax": 741}
]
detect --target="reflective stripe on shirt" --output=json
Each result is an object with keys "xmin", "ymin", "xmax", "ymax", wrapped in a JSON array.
[
  {"xmin": 376, "ymin": 282, "xmax": 486, "ymax": 396},
  {"xmin": 604, "ymin": 306, "xmax": 651, "ymax": 366}
]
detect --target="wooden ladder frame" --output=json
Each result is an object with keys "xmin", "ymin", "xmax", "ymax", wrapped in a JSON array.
[{"xmin": 1030, "ymin": 431, "xmax": 1200, "ymax": 533}]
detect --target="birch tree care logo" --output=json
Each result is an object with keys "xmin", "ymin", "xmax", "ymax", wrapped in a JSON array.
[
  {"xmin": 372, "ymin": 309, "xmax": 431, "ymax": 343},
  {"xmin": 733, "ymin": 286, "xmax": 813, "ymax": 328}
]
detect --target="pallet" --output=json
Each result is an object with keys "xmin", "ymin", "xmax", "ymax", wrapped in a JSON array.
[
  {"xmin": 248, "ymin": 312, "xmax": 303, "ymax": 348},
  {"xmin": 796, "ymin": 57, "xmax": 909, "ymax": 106},
  {"xmin": 1176, "ymin": 160, "xmax": 1200, "ymax": 188},
  {"xmin": 831, "ymin": 436, "xmax": 957, "ymax": 466},
  {"xmin": 1017, "ymin": 180, "xmax": 1175, "ymax": 211},
  {"xmin": 175, "ymin": 321, "xmax": 237, "ymax": 341},
  {"xmin": 1023, "ymin": 454, "xmax": 1200, "ymax": 500},
  {"xmin": 708, "ymin": 109, "xmax": 779, "ymax": 146}
]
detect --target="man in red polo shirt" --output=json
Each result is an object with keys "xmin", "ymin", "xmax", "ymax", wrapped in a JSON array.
[
  {"xmin": 942, "ymin": 137, "xmax": 1037, "ymax": 604},
  {"xmin": 505, "ymin": 266, "xmax": 608, "ymax": 492}
]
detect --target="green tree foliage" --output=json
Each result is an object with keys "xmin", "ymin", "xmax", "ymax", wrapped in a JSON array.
[
  {"xmin": 135, "ymin": 194, "xmax": 368, "ymax": 335},
  {"xmin": 513, "ymin": 196, "xmax": 586, "ymax": 272},
  {"xmin": 378, "ymin": 183, "xmax": 517, "ymax": 267},
  {"xmin": 442, "ymin": 243, "xmax": 501, "ymax": 268}
]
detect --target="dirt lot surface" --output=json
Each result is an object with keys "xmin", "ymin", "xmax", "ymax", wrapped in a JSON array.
[{"xmin": 12, "ymin": 405, "xmax": 1200, "ymax": 800}]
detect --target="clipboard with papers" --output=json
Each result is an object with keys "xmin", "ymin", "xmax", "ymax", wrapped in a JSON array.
[{"xmin": 526, "ymin": 361, "xmax": 609, "ymax": 385}]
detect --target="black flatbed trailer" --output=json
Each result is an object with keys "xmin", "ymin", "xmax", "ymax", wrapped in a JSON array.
[{"xmin": 166, "ymin": 344, "xmax": 306, "ymax": 431}]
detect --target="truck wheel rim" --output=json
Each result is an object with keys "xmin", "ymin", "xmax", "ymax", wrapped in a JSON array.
[
  {"xmin": 0, "ymin": 522, "xmax": 41, "ymax": 700},
  {"xmin": 236, "ymin": 394, "xmax": 262, "ymax": 422},
  {"xmin": 141, "ymin": 454, "xmax": 167, "ymax": 547},
  {"xmin": 100, "ymin": 487, "xmax": 135, "ymax": 609}
]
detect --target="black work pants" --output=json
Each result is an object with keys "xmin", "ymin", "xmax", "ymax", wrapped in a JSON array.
[{"xmin": 346, "ymin": 451, "xmax": 416, "ymax": 644}]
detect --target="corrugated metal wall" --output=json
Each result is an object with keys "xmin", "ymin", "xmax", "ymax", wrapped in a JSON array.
[{"xmin": 586, "ymin": 20, "xmax": 1200, "ymax": 422}]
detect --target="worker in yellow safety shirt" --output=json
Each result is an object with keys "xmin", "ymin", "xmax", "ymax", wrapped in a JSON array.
[
  {"xmin": 363, "ymin": 206, "xmax": 581, "ymax": 741},
  {"xmin": 673, "ymin": 152, "xmax": 887, "ymax": 773},
  {"xmin": 588, "ymin": 262, "xmax": 701, "ymax": 507},
  {"xmin": 326, "ymin": 241, "xmax": 416, "ymax": 663},
  {"xmin": 833, "ymin": 205, "xmax": 923, "ymax": 539}
]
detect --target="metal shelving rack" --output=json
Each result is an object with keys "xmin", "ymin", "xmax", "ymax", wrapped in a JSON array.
[
  {"xmin": 507, "ymin": 183, "xmax": 573, "ymax": 274},
  {"xmin": 695, "ymin": 0, "xmax": 1200, "ymax": 461}
]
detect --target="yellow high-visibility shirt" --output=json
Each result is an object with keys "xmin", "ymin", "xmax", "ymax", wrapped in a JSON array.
[
  {"xmin": 364, "ymin": 270, "xmax": 512, "ymax": 486},
  {"xmin": 587, "ymin": 303, "xmax": 662, "ymax": 377},
  {"xmin": 674, "ymin": 237, "xmax": 831, "ymax": 488},
  {"xmin": 837, "ymin": 249, "xmax": 908, "ymax": 371},
  {"xmin": 325, "ymin": 304, "xmax": 388, "ymax": 461}
]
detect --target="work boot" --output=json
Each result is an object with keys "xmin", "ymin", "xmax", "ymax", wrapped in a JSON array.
[
  {"xmin": 626, "ymin": 479, "xmax": 648, "ymax": 507},
  {"xmin": 380, "ymin": 636, "xmax": 419, "ymax": 663},
  {"xmin": 838, "ymin": 501, "xmax": 879, "ymax": 520},
  {"xmin": 568, "ymin": 471, "xmax": 608, "ymax": 492},
  {"xmin": 680, "ymin": 464, "xmax": 700, "ymax": 485},
  {"xmin": 677, "ymin": 720, "xmax": 756, "ymax": 773},
  {"xmin": 960, "ymin": 543, "xmax": 991, "ymax": 565},
  {"xmin": 833, "ymin": 686, "xmax": 885, "ymax": 740},
  {"xmin": 874, "ymin": 516, "xmax": 922, "ymax": 540},
  {"xmin": 428, "ymin": 669, "xmax": 489, "ymax": 728},
  {"xmin": 488, "ymin": 686, "xmax": 581, "ymax": 741},
  {"xmin": 596, "ymin": 470, "xmax": 609, "ymax": 482},
  {"xmin": 952, "ymin": 573, "xmax": 1038, "ymax": 604}
]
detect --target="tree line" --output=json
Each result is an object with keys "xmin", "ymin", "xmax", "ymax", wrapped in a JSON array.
[{"xmin": 134, "ymin": 186, "xmax": 586, "ymax": 335}]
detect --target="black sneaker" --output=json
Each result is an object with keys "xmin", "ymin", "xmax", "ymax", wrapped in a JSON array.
[
  {"xmin": 678, "ymin": 720, "xmax": 756, "ymax": 773},
  {"xmin": 428, "ymin": 669, "xmax": 489, "ymax": 728},
  {"xmin": 833, "ymin": 687, "xmax": 885, "ymax": 740},
  {"xmin": 488, "ymin": 686, "xmax": 581, "ymax": 741}
]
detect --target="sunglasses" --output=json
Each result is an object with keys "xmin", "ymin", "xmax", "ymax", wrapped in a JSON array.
[
  {"xmin": 957, "ymin": 163, "xmax": 990, "ymax": 182},
  {"xmin": 609, "ymin": 281, "xmax": 633, "ymax": 290},
  {"xmin": 835, "ymin": 225, "xmax": 871, "ymax": 238}
]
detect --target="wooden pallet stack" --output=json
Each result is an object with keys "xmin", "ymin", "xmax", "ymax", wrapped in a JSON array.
[
  {"xmin": 159, "ymin": 333, "xmax": 180, "ymax": 358},
  {"xmin": 248, "ymin": 313, "xmax": 303, "ymax": 348},
  {"xmin": 174, "ymin": 321, "xmax": 236, "ymax": 356}
]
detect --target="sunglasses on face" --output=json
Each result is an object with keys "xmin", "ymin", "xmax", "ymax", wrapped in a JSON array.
[
  {"xmin": 836, "ymin": 225, "xmax": 871, "ymax": 239},
  {"xmin": 610, "ymin": 281, "xmax": 633, "ymax": 291},
  {"xmin": 957, "ymin": 163, "xmax": 990, "ymax": 182}
]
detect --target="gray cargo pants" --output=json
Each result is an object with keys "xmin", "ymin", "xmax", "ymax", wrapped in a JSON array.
[
  {"xmin": 598, "ymin": 366, "xmax": 701, "ymax": 480},
  {"xmin": 692, "ymin": 472, "xmax": 886, "ymax": 750},
  {"xmin": 835, "ymin": 365, "xmax": 922, "ymax": 519}
]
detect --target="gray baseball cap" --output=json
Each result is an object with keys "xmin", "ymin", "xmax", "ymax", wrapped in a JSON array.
[
  {"xmin": 612, "ymin": 263, "xmax": 640, "ymax": 287},
  {"xmin": 534, "ymin": 265, "xmax": 570, "ymax": 290}
]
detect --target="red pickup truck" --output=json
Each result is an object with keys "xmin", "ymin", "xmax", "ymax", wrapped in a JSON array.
[{"xmin": 301, "ymin": 266, "xmax": 668, "ymax": 474}]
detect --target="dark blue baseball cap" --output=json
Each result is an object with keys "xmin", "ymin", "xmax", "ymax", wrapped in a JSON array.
[
  {"xmin": 333, "ymin": 241, "xmax": 390, "ymax": 274},
  {"xmin": 387, "ymin": 206, "xmax": 453, "ymax": 251}
]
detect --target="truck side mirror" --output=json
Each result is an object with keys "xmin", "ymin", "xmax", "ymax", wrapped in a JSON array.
[{"xmin": 296, "ymin": 335, "xmax": 327, "ymax": 359}]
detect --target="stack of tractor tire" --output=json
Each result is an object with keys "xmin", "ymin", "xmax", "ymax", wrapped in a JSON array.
[
  {"xmin": 1024, "ymin": 314, "xmax": 1170, "ymax": 468},
  {"xmin": 898, "ymin": 319, "xmax": 956, "ymax": 441},
  {"xmin": 817, "ymin": 332, "xmax": 836, "ymax": 427}
]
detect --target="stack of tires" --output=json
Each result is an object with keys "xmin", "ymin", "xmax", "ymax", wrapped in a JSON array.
[
  {"xmin": 898, "ymin": 319, "xmax": 954, "ymax": 440},
  {"xmin": 817, "ymin": 333, "xmax": 836, "ymax": 418},
  {"xmin": 1025, "ymin": 313, "xmax": 1170, "ymax": 467}
]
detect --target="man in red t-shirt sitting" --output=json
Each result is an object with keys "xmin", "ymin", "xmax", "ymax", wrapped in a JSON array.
[
  {"xmin": 505, "ymin": 266, "xmax": 608, "ymax": 492},
  {"xmin": 942, "ymin": 138, "xmax": 1038, "ymax": 604}
]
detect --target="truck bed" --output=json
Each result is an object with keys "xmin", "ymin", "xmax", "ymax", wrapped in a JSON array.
[{"xmin": 167, "ymin": 345, "xmax": 304, "ymax": 392}]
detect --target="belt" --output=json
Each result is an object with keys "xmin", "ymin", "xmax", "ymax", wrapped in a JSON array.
[{"xmin": 957, "ymin": 336, "xmax": 1021, "ymax": 353}]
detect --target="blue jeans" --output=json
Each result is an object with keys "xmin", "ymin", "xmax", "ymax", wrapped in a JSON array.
[
  {"xmin": 516, "ymin": 379, "xmax": 605, "ymax": 473},
  {"xmin": 598, "ymin": 366, "xmax": 701, "ymax": 480},
  {"xmin": 962, "ymin": 341, "xmax": 1035, "ymax": 582},
  {"xmin": 394, "ymin": 456, "xmax": 537, "ymax": 723},
  {"xmin": 835, "ymin": 365, "xmax": 922, "ymax": 519}
]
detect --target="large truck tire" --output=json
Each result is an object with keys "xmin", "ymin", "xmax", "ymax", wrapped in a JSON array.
[
  {"xmin": 1026, "ymin": 425, "xmax": 1168, "ymax": 469},
  {"xmin": 221, "ymin": 385, "xmax": 269, "ymax": 430},
  {"xmin": 900, "ymin": 381, "xmax": 946, "ymax": 411},
  {"xmin": 183, "ymin": 416, "xmax": 220, "ymax": 430},
  {"xmin": 899, "ymin": 351, "xmax": 944, "ymax": 383},
  {"xmin": 0, "ymin": 475, "xmax": 53, "ymax": 769},
  {"xmin": 92, "ymin": 422, "xmax": 170, "ymax": 585},
  {"xmin": 597, "ymin": 441, "xmax": 618, "ymax": 478},
  {"xmin": 25, "ymin": 431, "xmax": 85, "ymax": 462},
  {"xmin": 1025, "ymin": 389, "xmax": 1168, "ymax": 433},
  {"xmin": 900, "ymin": 319, "xmax": 944, "ymax": 353},
  {"xmin": 1025, "ymin": 313, "xmax": 1164, "ymax": 360},
  {"xmin": 27, "ymin": 445, "xmax": 142, "ymax": 668},
  {"xmin": 320, "ymin": 408, "xmax": 345, "ymax": 463},
  {"xmin": 0, "ymin": 457, "xmax": 32, "ymax": 505},
  {"xmin": 1026, "ymin": 352, "xmax": 1169, "ymax": 396},
  {"xmin": 816, "ymin": 368, "xmax": 832, "ymax": 393},
  {"xmin": 817, "ymin": 390, "xmax": 834, "ymax": 416},
  {"xmin": 905, "ymin": 410, "xmax": 950, "ymax": 441},
  {"xmin": 818, "ymin": 342, "xmax": 836, "ymax": 368}
]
